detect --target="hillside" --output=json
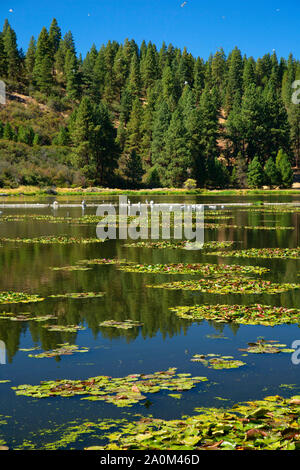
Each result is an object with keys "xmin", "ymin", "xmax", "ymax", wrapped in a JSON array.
[{"xmin": 0, "ymin": 18, "xmax": 299, "ymax": 190}]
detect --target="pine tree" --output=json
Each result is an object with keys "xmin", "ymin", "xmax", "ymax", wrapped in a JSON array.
[
  {"xmin": 178, "ymin": 47, "xmax": 194, "ymax": 88},
  {"xmin": 113, "ymin": 45, "xmax": 127, "ymax": 99},
  {"xmin": 49, "ymin": 18, "xmax": 61, "ymax": 58},
  {"xmin": 127, "ymin": 52, "xmax": 141, "ymax": 97},
  {"xmin": 247, "ymin": 156, "xmax": 265, "ymax": 188},
  {"xmin": 289, "ymin": 102, "xmax": 300, "ymax": 168},
  {"xmin": 91, "ymin": 102, "xmax": 120, "ymax": 185},
  {"xmin": 162, "ymin": 65, "xmax": 179, "ymax": 111},
  {"xmin": 124, "ymin": 97, "xmax": 143, "ymax": 155},
  {"xmin": 54, "ymin": 126, "xmax": 70, "ymax": 146},
  {"xmin": 207, "ymin": 158, "xmax": 230, "ymax": 188},
  {"xmin": 3, "ymin": 122, "xmax": 15, "ymax": 140},
  {"xmin": 151, "ymin": 100, "xmax": 171, "ymax": 169},
  {"xmin": 92, "ymin": 46, "xmax": 106, "ymax": 100},
  {"xmin": 198, "ymin": 86, "xmax": 220, "ymax": 172},
  {"xmin": 70, "ymin": 96, "xmax": 95, "ymax": 169},
  {"xmin": 2, "ymin": 21, "xmax": 20, "ymax": 81},
  {"xmin": 124, "ymin": 150, "xmax": 144, "ymax": 188},
  {"xmin": 193, "ymin": 57, "xmax": 205, "ymax": 104},
  {"xmin": 163, "ymin": 108, "xmax": 191, "ymax": 187},
  {"xmin": 243, "ymin": 57, "xmax": 256, "ymax": 89},
  {"xmin": 0, "ymin": 33, "xmax": 7, "ymax": 78},
  {"xmin": 70, "ymin": 97, "xmax": 119, "ymax": 185},
  {"xmin": 211, "ymin": 48, "xmax": 226, "ymax": 91},
  {"xmin": 140, "ymin": 42, "xmax": 158, "ymax": 90},
  {"xmin": 264, "ymin": 157, "xmax": 280, "ymax": 187},
  {"xmin": 224, "ymin": 46, "xmax": 243, "ymax": 112},
  {"xmin": 276, "ymin": 149, "xmax": 293, "ymax": 188},
  {"xmin": 25, "ymin": 36, "xmax": 36, "ymax": 83},
  {"xmin": 65, "ymin": 49, "xmax": 80, "ymax": 101},
  {"xmin": 263, "ymin": 83, "xmax": 290, "ymax": 159},
  {"xmin": 18, "ymin": 126, "xmax": 35, "ymax": 145},
  {"xmin": 33, "ymin": 27, "xmax": 53, "ymax": 93}
]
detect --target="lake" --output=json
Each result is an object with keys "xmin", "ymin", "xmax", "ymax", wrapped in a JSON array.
[{"xmin": 0, "ymin": 194, "xmax": 300, "ymax": 449}]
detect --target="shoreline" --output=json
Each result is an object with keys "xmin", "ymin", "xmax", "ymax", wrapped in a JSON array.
[{"xmin": 0, "ymin": 186, "xmax": 299, "ymax": 198}]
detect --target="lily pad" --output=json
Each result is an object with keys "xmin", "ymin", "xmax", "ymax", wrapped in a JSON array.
[
  {"xmin": 170, "ymin": 304, "xmax": 300, "ymax": 326},
  {"xmin": 12, "ymin": 368, "xmax": 208, "ymax": 408},
  {"xmin": 147, "ymin": 277, "xmax": 300, "ymax": 294},
  {"xmin": 99, "ymin": 320, "xmax": 144, "ymax": 329},
  {"xmin": 118, "ymin": 263, "xmax": 269, "ymax": 276}
]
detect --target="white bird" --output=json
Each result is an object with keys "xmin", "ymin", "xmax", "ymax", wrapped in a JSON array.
[
  {"xmin": 51, "ymin": 201, "xmax": 59, "ymax": 209},
  {"xmin": 81, "ymin": 200, "xmax": 86, "ymax": 207},
  {"xmin": 9, "ymin": 8, "xmax": 13, "ymax": 13},
  {"xmin": 181, "ymin": 2, "xmax": 187, "ymax": 7}
]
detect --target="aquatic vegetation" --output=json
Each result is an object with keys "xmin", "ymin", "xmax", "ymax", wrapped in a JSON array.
[
  {"xmin": 86, "ymin": 395, "xmax": 300, "ymax": 450},
  {"xmin": 147, "ymin": 277, "xmax": 300, "ymax": 295},
  {"xmin": 239, "ymin": 339, "xmax": 295, "ymax": 354},
  {"xmin": 0, "ymin": 292, "xmax": 44, "ymax": 304},
  {"xmin": 99, "ymin": 320, "xmax": 144, "ymax": 329},
  {"xmin": 28, "ymin": 343, "xmax": 89, "ymax": 359},
  {"xmin": 191, "ymin": 354, "xmax": 246, "ymax": 370},
  {"xmin": 0, "ymin": 312, "xmax": 55, "ymax": 322},
  {"xmin": 118, "ymin": 262, "xmax": 269, "ymax": 276},
  {"xmin": 50, "ymin": 266, "xmax": 92, "ymax": 272},
  {"xmin": 240, "ymin": 207, "xmax": 300, "ymax": 214},
  {"xmin": 243, "ymin": 226, "xmax": 294, "ymax": 231},
  {"xmin": 0, "ymin": 236, "xmax": 105, "ymax": 244},
  {"xmin": 12, "ymin": 368, "xmax": 208, "ymax": 407},
  {"xmin": 206, "ymin": 224, "xmax": 294, "ymax": 230},
  {"xmin": 76, "ymin": 258, "xmax": 128, "ymax": 266},
  {"xmin": 207, "ymin": 247, "xmax": 300, "ymax": 259},
  {"xmin": 123, "ymin": 240, "xmax": 235, "ymax": 250},
  {"xmin": 42, "ymin": 324, "xmax": 86, "ymax": 333},
  {"xmin": 206, "ymin": 334, "xmax": 228, "ymax": 340},
  {"xmin": 0, "ymin": 380, "xmax": 10, "ymax": 384},
  {"xmin": 170, "ymin": 304, "xmax": 300, "ymax": 326},
  {"xmin": 48, "ymin": 292, "xmax": 105, "ymax": 299}
]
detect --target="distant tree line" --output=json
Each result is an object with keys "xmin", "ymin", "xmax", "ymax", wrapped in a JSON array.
[{"xmin": 0, "ymin": 18, "xmax": 299, "ymax": 189}]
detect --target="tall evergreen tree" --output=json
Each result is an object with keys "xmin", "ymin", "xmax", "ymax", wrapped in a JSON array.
[
  {"xmin": 163, "ymin": 108, "xmax": 191, "ymax": 187},
  {"xmin": 0, "ymin": 33, "xmax": 8, "ymax": 77},
  {"xmin": 25, "ymin": 36, "xmax": 36, "ymax": 82},
  {"xmin": 2, "ymin": 21, "xmax": 20, "ymax": 81},
  {"xmin": 33, "ymin": 27, "xmax": 53, "ymax": 93},
  {"xmin": 247, "ymin": 156, "xmax": 265, "ymax": 188}
]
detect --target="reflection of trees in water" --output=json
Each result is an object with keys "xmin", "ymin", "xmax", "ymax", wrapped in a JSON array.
[{"xmin": 0, "ymin": 209, "xmax": 299, "ymax": 361}]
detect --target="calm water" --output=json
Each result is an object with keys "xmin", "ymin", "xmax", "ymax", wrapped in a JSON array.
[{"xmin": 0, "ymin": 194, "xmax": 300, "ymax": 449}]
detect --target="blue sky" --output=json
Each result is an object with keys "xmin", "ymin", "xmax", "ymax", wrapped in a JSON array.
[{"xmin": 1, "ymin": 0, "xmax": 300, "ymax": 60}]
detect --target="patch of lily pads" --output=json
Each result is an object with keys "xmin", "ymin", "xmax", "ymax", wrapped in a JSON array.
[
  {"xmin": 123, "ymin": 240, "xmax": 235, "ymax": 250},
  {"xmin": 50, "ymin": 266, "xmax": 92, "ymax": 272},
  {"xmin": 207, "ymin": 247, "xmax": 300, "ymax": 259},
  {"xmin": 84, "ymin": 395, "xmax": 300, "ymax": 450},
  {"xmin": 12, "ymin": 368, "xmax": 208, "ymax": 407},
  {"xmin": 239, "ymin": 338, "xmax": 295, "ymax": 354},
  {"xmin": 99, "ymin": 320, "xmax": 144, "ymax": 329},
  {"xmin": 48, "ymin": 292, "xmax": 105, "ymax": 300},
  {"xmin": 0, "ymin": 311, "xmax": 55, "ymax": 322},
  {"xmin": 42, "ymin": 324, "xmax": 86, "ymax": 333},
  {"xmin": 28, "ymin": 343, "xmax": 89, "ymax": 359},
  {"xmin": 118, "ymin": 263, "xmax": 269, "ymax": 276},
  {"xmin": 170, "ymin": 304, "xmax": 300, "ymax": 326},
  {"xmin": 0, "ymin": 292, "xmax": 44, "ymax": 304},
  {"xmin": 76, "ymin": 258, "xmax": 127, "ymax": 266},
  {"xmin": 205, "ymin": 224, "xmax": 294, "ymax": 230},
  {"xmin": 147, "ymin": 277, "xmax": 300, "ymax": 295},
  {"xmin": 191, "ymin": 354, "xmax": 246, "ymax": 370},
  {"xmin": 0, "ymin": 236, "xmax": 105, "ymax": 244}
]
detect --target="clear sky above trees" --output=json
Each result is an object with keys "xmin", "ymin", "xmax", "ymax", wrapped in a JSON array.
[{"xmin": 1, "ymin": 0, "xmax": 299, "ymax": 60}]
